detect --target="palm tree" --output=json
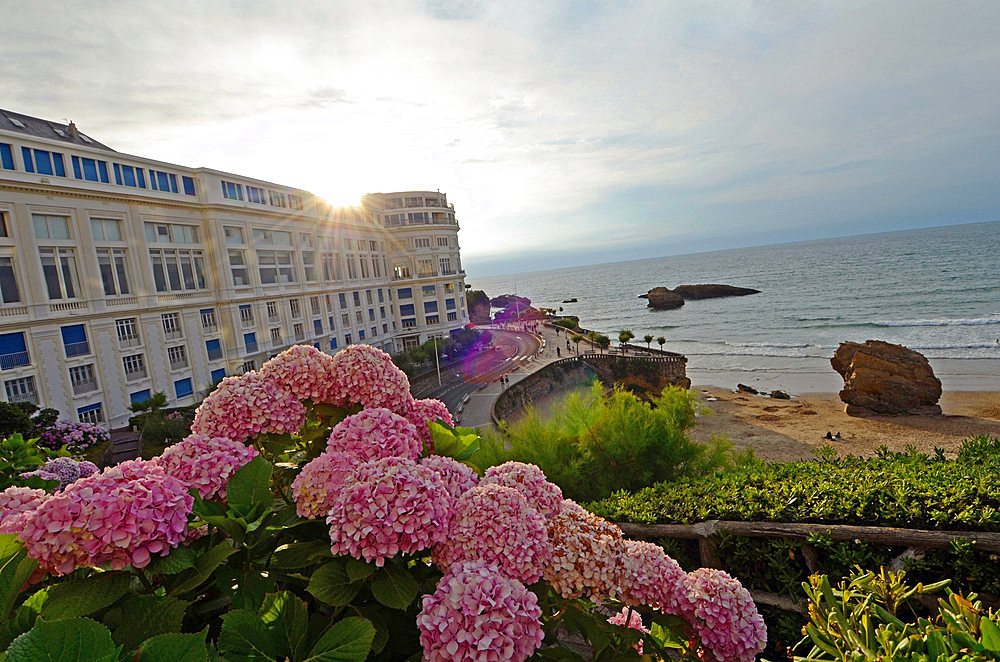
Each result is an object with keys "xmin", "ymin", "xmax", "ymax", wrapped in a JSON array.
[
  {"xmin": 597, "ymin": 334, "xmax": 611, "ymax": 354},
  {"xmin": 643, "ymin": 334, "xmax": 654, "ymax": 349},
  {"xmin": 571, "ymin": 333, "xmax": 583, "ymax": 355},
  {"xmin": 618, "ymin": 329, "xmax": 635, "ymax": 354},
  {"xmin": 657, "ymin": 336, "xmax": 666, "ymax": 352}
]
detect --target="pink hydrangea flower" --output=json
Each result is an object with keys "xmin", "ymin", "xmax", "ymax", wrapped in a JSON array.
[
  {"xmin": 433, "ymin": 483, "xmax": 551, "ymax": 584},
  {"xmin": 608, "ymin": 607, "xmax": 648, "ymax": 654},
  {"xmin": 292, "ymin": 451, "xmax": 358, "ymax": 519},
  {"xmin": 544, "ymin": 499, "xmax": 625, "ymax": 599},
  {"xmin": 417, "ymin": 561, "xmax": 544, "ymax": 662},
  {"xmin": 325, "ymin": 408, "xmax": 423, "ymax": 462},
  {"xmin": 192, "ymin": 371, "xmax": 306, "ymax": 443},
  {"xmin": 153, "ymin": 433, "xmax": 258, "ymax": 500},
  {"xmin": 327, "ymin": 457, "xmax": 451, "ymax": 566},
  {"xmin": 18, "ymin": 460, "xmax": 193, "ymax": 576},
  {"xmin": 259, "ymin": 344, "xmax": 339, "ymax": 403},
  {"xmin": 0, "ymin": 486, "xmax": 48, "ymax": 534},
  {"xmin": 619, "ymin": 539, "xmax": 692, "ymax": 614},
  {"xmin": 686, "ymin": 568, "xmax": 767, "ymax": 662},
  {"xmin": 327, "ymin": 344, "xmax": 412, "ymax": 414},
  {"xmin": 404, "ymin": 398, "xmax": 453, "ymax": 454},
  {"xmin": 481, "ymin": 461, "xmax": 563, "ymax": 518},
  {"xmin": 419, "ymin": 455, "xmax": 479, "ymax": 499}
]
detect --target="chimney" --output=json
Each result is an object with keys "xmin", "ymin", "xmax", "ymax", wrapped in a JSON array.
[{"xmin": 68, "ymin": 121, "xmax": 79, "ymax": 140}]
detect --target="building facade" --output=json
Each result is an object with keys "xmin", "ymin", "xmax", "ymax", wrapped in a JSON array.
[{"xmin": 0, "ymin": 109, "xmax": 468, "ymax": 428}]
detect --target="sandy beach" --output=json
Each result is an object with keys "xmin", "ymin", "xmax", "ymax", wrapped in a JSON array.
[{"xmin": 691, "ymin": 386, "xmax": 1000, "ymax": 461}]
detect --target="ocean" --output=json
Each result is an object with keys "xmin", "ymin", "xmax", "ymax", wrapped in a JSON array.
[{"xmin": 470, "ymin": 221, "xmax": 1000, "ymax": 393}]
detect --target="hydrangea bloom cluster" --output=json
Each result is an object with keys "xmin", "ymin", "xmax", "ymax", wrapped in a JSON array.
[
  {"xmin": 434, "ymin": 484, "xmax": 551, "ymax": 584},
  {"xmin": 17, "ymin": 460, "xmax": 193, "ymax": 575},
  {"xmin": 607, "ymin": 607, "xmax": 648, "ymax": 654},
  {"xmin": 292, "ymin": 451, "xmax": 358, "ymax": 519},
  {"xmin": 20, "ymin": 457, "xmax": 98, "ymax": 490},
  {"xmin": 686, "ymin": 568, "xmax": 768, "ymax": 662},
  {"xmin": 481, "ymin": 461, "xmax": 563, "ymax": 518},
  {"xmin": 417, "ymin": 561, "xmax": 544, "ymax": 662},
  {"xmin": 0, "ymin": 486, "xmax": 48, "ymax": 533},
  {"xmin": 327, "ymin": 457, "xmax": 451, "ymax": 566},
  {"xmin": 153, "ymin": 433, "xmax": 258, "ymax": 499},
  {"xmin": 618, "ymin": 539, "xmax": 692, "ymax": 614},
  {"xmin": 259, "ymin": 345, "xmax": 339, "ymax": 403},
  {"xmin": 419, "ymin": 455, "xmax": 479, "ymax": 499},
  {"xmin": 35, "ymin": 420, "xmax": 110, "ymax": 451},
  {"xmin": 405, "ymin": 398, "xmax": 453, "ymax": 453},
  {"xmin": 191, "ymin": 371, "xmax": 306, "ymax": 443},
  {"xmin": 325, "ymin": 408, "xmax": 422, "ymax": 462},
  {"xmin": 327, "ymin": 344, "xmax": 412, "ymax": 414},
  {"xmin": 544, "ymin": 499, "xmax": 626, "ymax": 599}
]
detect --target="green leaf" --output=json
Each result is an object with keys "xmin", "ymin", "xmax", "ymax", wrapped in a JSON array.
[
  {"xmin": 269, "ymin": 541, "xmax": 333, "ymax": 569},
  {"xmin": 311, "ymin": 403, "xmax": 350, "ymax": 420},
  {"xmin": 37, "ymin": 571, "xmax": 132, "ymax": 619},
  {"xmin": 198, "ymin": 515, "xmax": 247, "ymax": 543},
  {"xmin": 136, "ymin": 629, "xmax": 209, "ymax": 662},
  {"xmin": 226, "ymin": 456, "xmax": 273, "ymax": 521},
  {"xmin": 344, "ymin": 557, "xmax": 374, "ymax": 582},
  {"xmin": 305, "ymin": 617, "xmax": 374, "ymax": 662},
  {"xmin": 105, "ymin": 594, "xmax": 189, "ymax": 653},
  {"xmin": 258, "ymin": 591, "xmax": 308, "ymax": 661},
  {"xmin": 145, "ymin": 545, "xmax": 198, "ymax": 575},
  {"xmin": 216, "ymin": 568, "xmax": 275, "ymax": 611},
  {"xmin": 219, "ymin": 610, "xmax": 278, "ymax": 661},
  {"xmin": 170, "ymin": 540, "xmax": 237, "ymax": 596},
  {"xmin": 6, "ymin": 617, "xmax": 118, "ymax": 662},
  {"xmin": 981, "ymin": 618, "xmax": 1000, "ymax": 653},
  {"xmin": 370, "ymin": 565, "xmax": 418, "ymax": 610},
  {"xmin": 307, "ymin": 561, "xmax": 361, "ymax": 607},
  {"xmin": 0, "ymin": 603, "xmax": 38, "ymax": 650},
  {"xmin": 0, "ymin": 534, "xmax": 36, "ymax": 620}
]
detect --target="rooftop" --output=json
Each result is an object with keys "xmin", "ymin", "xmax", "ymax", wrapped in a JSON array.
[{"xmin": 0, "ymin": 108, "xmax": 115, "ymax": 152}]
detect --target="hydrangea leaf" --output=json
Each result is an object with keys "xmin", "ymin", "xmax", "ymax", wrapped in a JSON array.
[
  {"xmin": 105, "ymin": 594, "xmax": 189, "ymax": 654},
  {"xmin": 169, "ymin": 541, "xmax": 237, "ymax": 597},
  {"xmin": 0, "ymin": 534, "xmax": 36, "ymax": 620},
  {"xmin": 135, "ymin": 629, "xmax": 209, "ymax": 662},
  {"xmin": 269, "ymin": 541, "xmax": 333, "ymax": 569},
  {"xmin": 258, "ymin": 591, "xmax": 308, "ymax": 660},
  {"xmin": 370, "ymin": 565, "xmax": 418, "ymax": 610},
  {"xmin": 219, "ymin": 610, "xmax": 278, "ymax": 661},
  {"xmin": 226, "ymin": 456, "xmax": 273, "ymax": 521},
  {"xmin": 6, "ymin": 616, "xmax": 118, "ymax": 662},
  {"xmin": 36, "ymin": 571, "xmax": 132, "ymax": 619},
  {"xmin": 307, "ymin": 560, "xmax": 362, "ymax": 607},
  {"xmin": 306, "ymin": 616, "xmax": 374, "ymax": 662}
]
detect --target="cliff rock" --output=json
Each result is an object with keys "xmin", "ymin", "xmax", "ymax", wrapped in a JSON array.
[
  {"xmin": 831, "ymin": 340, "xmax": 942, "ymax": 416},
  {"xmin": 643, "ymin": 287, "xmax": 685, "ymax": 310},
  {"xmin": 672, "ymin": 284, "xmax": 761, "ymax": 299}
]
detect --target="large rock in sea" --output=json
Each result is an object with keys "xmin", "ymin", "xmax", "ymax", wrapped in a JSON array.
[
  {"xmin": 640, "ymin": 284, "xmax": 759, "ymax": 310},
  {"xmin": 831, "ymin": 340, "xmax": 942, "ymax": 416},
  {"xmin": 642, "ymin": 287, "xmax": 685, "ymax": 310}
]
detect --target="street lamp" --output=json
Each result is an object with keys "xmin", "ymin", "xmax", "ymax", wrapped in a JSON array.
[{"xmin": 433, "ymin": 335, "xmax": 441, "ymax": 386}]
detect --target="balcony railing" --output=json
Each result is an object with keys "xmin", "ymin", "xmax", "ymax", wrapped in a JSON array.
[
  {"xmin": 71, "ymin": 378, "xmax": 98, "ymax": 395},
  {"xmin": 267, "ymin": 314, "xmax": 280, "ymax": 324},
  {"xmin": 202, "ymin": 322, "xmax": 218, "ymax": 334},
  {"xmin": 0, "ymin": 351, "xmax": 30, "ymax": 370},
  {"xmin": 118, "ymin": 335, "xmax": 142, "ymax": 349},
  {"xmin": 169, "ymin": 358, "xmax": 188, "ymax": 371},
  {"xmin": 294, "ymin": 331, "xmax": 305, "ymax": 342},
  {"xmin": 245, "ymin": 342, "xmax": 259, "ymax": 354},
  {"xmin": 207, "ymin": 348, "xmax": 224, "ymax": 362},
  {"xmin": 64, "ymin": 342, "xmax": 90, "ymax": 357},
  {"xmin": 124, "ymin": 366, "xmax": 147, "ymax": 381},
  {"xmin": 164, "ymin": 329, "xmax": 183, "ymax": 341},
  {"xmin": 241, "ymin": 317, "xmax": 255, "ymax": 329},
  {"xmin": 7, "ymin": 390, "xmax": 37, "ymax": 405}
]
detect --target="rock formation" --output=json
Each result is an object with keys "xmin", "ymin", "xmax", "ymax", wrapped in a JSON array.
[
  {"xmin": 640, "ymin": 284, "xmax": 760, "ymax": 310},
  {"xmin": 831, "ymin": 340, "xmax": 942, "ymax": 416}
]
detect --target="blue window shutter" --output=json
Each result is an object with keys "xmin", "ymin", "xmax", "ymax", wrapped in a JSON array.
[
  {"xmin": 239, "ymin": 304, "xmax": 251, "ymax": 311},
  {"xmin": 446, "ymin": 298, "xmax": 456, "ymax": 310},
  {"xmin": 0, "ymin": 143, "xmax": 13, "ymax": 170},
  {"xmin": 82, "ymin": 158, "xmax": 98, "ymax": 181},
  {"xmin": 34, "ymin": 150, "xmax": 53, "ymax": 175},
  {"xmin": 77, "ymin": 403, "xmax": 101, "ymax": 414},
  {"xmin": 244, "ymin": 332, "xmax": 256, "ymax": 344},
  {"xmin": 174, "ymin": 378, "xmax": 193, "ymax": 398},
  {"xmin": 330, "ymin": 338, "xmax": 338, "ymax": 349},
  {"xmin": 211, "ymin": 368, "xmax": 226, "ymax": 382},
  {"xmin": 136, "ymin": 168, "xmax": 146, "ymax": 188},
  {"xmin": 21, "ymin": 147, "xmax": 34, "ymax": 172},
  {"xmin": 182, "ymin": 176, "xmax": 195, "ymax": 195},
  {"xmin": 113, "ymin": 164, "xmax": 122, "ymax": 185},
  {"xmin": 398, "ymin": 288, "xmax": 412, "ymax": 299},
  {"xmin": 199, "ymin": 308, "xmax": 214, "ymax": 315},
  {"xmin": 60, "ymin": 324, "xmax": 87, "ymax": 345},
  {"xmin": 169, "ymin": 174, "xmax": 178, "ymax": 193},
  {"xmin": 98, "ymin": 161, "xmax": 110, "ymax": 183},
  {"xmin": 206, "ymin": 339, "xmax": 221, "ymax": 353},
  {"xmin": 0, "ymin": 332, "xmax": 27, "ymax": 354},
  {"xmin": 424, "ymin": 301, "xmax": 438, "ymax": 313},
  {"xmin": 72, "ymin": 155, "xmax": 82, "ymax": 179},
  {"xmin": 358, "ymin": 330, "xmax": 365, "ymax": 340},
  {"xmin": 52, "ymin": 153, "xmax": 65, "ymax": 177},
  {"xmin": 156, "ymin": 171, "xmax": 169, "ymax": 191},
  {"xmin": 314, "ymin": 320, "xmax": 323, "ymax": 334},
  {"xmin": 130, "ymin": 389, "xmax": 151, "ymax": 405}
]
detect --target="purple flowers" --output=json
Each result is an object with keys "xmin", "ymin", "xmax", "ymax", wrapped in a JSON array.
[{"xmin": 35, "ymin": 420, "xmax": 109, "ymax": 452}]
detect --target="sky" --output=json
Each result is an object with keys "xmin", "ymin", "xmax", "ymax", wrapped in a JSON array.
[{"xmin": 2, "ymin": 1, "xmax": 999, "ymax": 277}]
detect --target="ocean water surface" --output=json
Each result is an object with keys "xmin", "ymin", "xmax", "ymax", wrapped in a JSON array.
[{"xmin": 470, "ymin": 221, "xmax": 1000, "ymax": 392}]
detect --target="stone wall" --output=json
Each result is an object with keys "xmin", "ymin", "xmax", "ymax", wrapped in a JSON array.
[{"xmin": 492, "ymin": 360, "xmax": 596, "ymax": 423}]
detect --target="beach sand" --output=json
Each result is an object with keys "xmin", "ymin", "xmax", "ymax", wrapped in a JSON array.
[{"xmin": 691, "ymin": 386, "xmax": 1000, "ymax": 461}]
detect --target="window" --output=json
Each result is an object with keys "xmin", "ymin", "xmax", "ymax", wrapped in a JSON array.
[
  {"xmin": 314, "ymin": 319, "xmax": 323, "ymax": 336},
  {"xmin": 417, "ymin": 259, "xmax": 435, "ymax": 277},
  {"xmin": 69, "ymin": 364, "xmax": 97, "ymax": 395},
  {"xmin": 380, "ymin": 306, "xmax": 386, "ymax": 319},
  {"xmin": 0, "ymin": 143, "xmax": 13, "ymax": 170},
  {"xmin": 210, "ymin": 368, "xmax": 226, "ymax": 383},
  {"xmin": 257, "ymin": 250, "xmax": 296, "ymax": 285},
  {"xmin": 358, "ymin": 329, "xmax": 365, "ymax": 340},
  {"xmin": 422, "ymin": 285, "xmax": 436, "ymax": 296},
  {"xmin": 269, "ymin": 327, "xmax": 281, "ymax": 342},
  {"xmin": 345, "ymin": 333, "xmax": 352, "ymax": 345},
  {"xmin": 352, "ymin": 292, "xmax": 361, "ymax": 307},
  {"xmin": 222, "ymin": 180, "xmax": 243, "ymax": 201},
  {"xmin": 360, "ymin": 259, "xmax": 370, "ymax": 279},
  {"xmin": 266, "ymin": 301, "xmax": 278, "ymax": 319},
  {"xmin": 241, "ymin": 360, "xmax": 256, "ymax": 373},
  {"xmin": 32, "ymin": 214, "xmax": 70, "ymax": 240},
  {"xmin": 122, "ymin": 353, "xmax": 146, "ymax": 380},
  {"xmin": 96, "ymin": 248, "xmax": 130, "ymax": 296},
  {"xmin": 424, "ymin": 301, "xmax": 438, "ymax": 313},
  {"xmin": 161, "ymin": 313, "xmax": 181, "ymax": 339},
  {"xmin": 39, "ymin": 247, "xmax": 80, "ymax": 300},
  {"xmin": 368, "ymin": 309, "xmax": 375, "ymax": 322},
  {"xmin": 206, "ymin": 339, "xmax": 223, "ymax": 361},
  {"xmin": 397, "ymin": 288, "xmax": 412, "ymax": 299},
  {"xmin": 239, "ymin": 304, "xmax": 254, "ymax": 327},
  {"xmin": 338, "ymin": 293, "xmax": 347, "ymax": 309},
  {"xmin": 371, "ymin": 257, "xmax": 382, "ymax": 278},
  {"xmin": 341, "ymin": 313, "xmax": 350, "ymax": 327},
  {"xmin": 346, "ymin": 257, "xmax": 357, "ymax": 280},
  {"xmin": 328, "ymin": 315, "xmax": 335, "ymax": 330},
  {"xmin": 445, "ymin": 298, "xmax": 456, "ymax": 310},
  {"xmin": 174, "ymin": 378, "xmax": 193, "ymax": 398},
  {"xmin": 445, "ymin": 283, "xmax": 455, "ymax": 294},
  {"xmin": 293, "ymin": 322, "xmax": 304, "ymax": 340},
  {"xmin": 330, "ymin": 337, "xmax": 338, "ymax": 350},
  {"xmin": 321, "ymin": 254, "xmax": 338, "ymax": 281},
  {"xmin": 269, "ymin": 190, "xmax": 286, "ymax": 207},
  {"xmin": 22, "ymin": 147, "xmax": 66, "ymax": 176},
  {"xmin": 246, "ymin": 185, "xmax": 266, "ymax": 204},
  {"xmin": 61, "ymin": 325, "xmax": 89, "ymax": 357},
  {"xmin": 116, "ymin": 318, "xmax": 140, "ymax": 347},
  {"xmin": 393, "ymin": 263, "xmax": 410, "ymax": 279},
  {"xmin": 145, "ymin": 222, "xmax": 199, "ymax": 244},
  {"xmin": 77, "ymin": 403, "xmax": 104, "ymax": 425},
  {"xmin": 399, "ymin": 304, "xmax": 415, "ymax": 317},
  {"xmin": 167, "ymin": 345, "xmax": 188, "ymax": 370},
  {"xmin": 201, "ymin": 308, "xmax": 217, "ymax": 332},
  {"xmin": 289, "ymin": 298, "xmax": 301, "ymax": 318},
  {"xmin": 310, "ymin": 296, "xmax": 321, "ymax": 316},
  {"xmin": 378, "ymin": 288, "xmax": 384, "ymax": 303},
  {"xmin": 90, "ymin": 218, "xmax": 123, "ymax": 241},
  {"xmin": 113, "ymin": 163, "xmax": 146, "ymax": 188},
  {"xmin": 426, "ymin": 315, "xmax": 439, "ymax": 325},
  {"xmin": 414, "ymin": 238, "xmax": 431, "ymax": 248},
  {"xmin": 437, "ymin": 237, "xmax": 449, "ymax": 247},
  {"xmin": 439, "ymin": 257, "xmax": 453, "ymax": 274},
  {"xmin": 148, "ymin": 170, "xmax": 179, "ymax": 193},
  {"xmin": 228, "ymin": 250, "xmax": 250, "ymax": 286},
  {"xmin": 253, "ymin": 229, "xmax": 292, "ymax": 246},
  {"xmin": 244, "ymin": 332, "xmax": 258, "ymax": 353},
  {"xmin": 71, "ymin": 156, "xmax": 110, "ymax": 183},
  {"xmin": 149, "ymin": 248, "xmax": 206, "ymax": 292},
  {"xmin": 288, "ymin": 194, "xmax": 303, "ymax": 210},
  {"xmin": 130, "ymin": 389, "xmax": 152, "ymax": 405},
  {"xmin": 447, "ymin": 312, "xmax": 457, "ymax": 321},
  {"xmin": 224, "ymin": 226, "xmax": 245, "ymax": 244},
  {"xmin": 0, "ymin": 256, "xmax": 20, "ymax": 304},
  {"xmin": 0, "ymin": 332, "xmax": 29, "ymax": 369},
  {"xmin": 355, "ymin": 311, "xmax": 363, "ymax": 324},
  {"xmin": 302, "ymin": 251, "xmax": 316, "ymax": 281},
  {"xmin": 4, "ymin": 376, "xmax": 37, "ymax": 404},
  {"xmin": 182, "ymin": 176, "xmax": 196, "ymax": 196}
]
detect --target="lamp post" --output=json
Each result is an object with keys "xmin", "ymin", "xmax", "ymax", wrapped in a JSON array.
[{"xmin": 433, "ymin": 335, "xmax": 441, "ymax": 386}]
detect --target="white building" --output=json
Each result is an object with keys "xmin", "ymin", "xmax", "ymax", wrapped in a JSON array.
[{"xmin": 0, "ymin": 109, "xmax": 468, "ymax": 428}]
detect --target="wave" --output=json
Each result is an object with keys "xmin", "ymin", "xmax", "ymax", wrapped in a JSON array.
[
  {"xmin": 726, "ymin": 341, "xmax": 815, "ymax": 349},
  {"xmin": 873, "ymin": 314, "xmax": 1000, "ymax": 327}
]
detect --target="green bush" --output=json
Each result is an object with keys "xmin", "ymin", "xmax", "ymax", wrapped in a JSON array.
[
  {"xmin": 474, "ymin": 383, "xmax": 733, "ymax": 502},
  {"xmin": 553, "ymin": 318, "xmax": 579, "ymax": 330}
]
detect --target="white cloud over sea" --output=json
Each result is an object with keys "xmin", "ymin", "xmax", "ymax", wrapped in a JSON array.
[{"xmin": 2, "ymin": 1, "xmax": 998, "ymax": 275}]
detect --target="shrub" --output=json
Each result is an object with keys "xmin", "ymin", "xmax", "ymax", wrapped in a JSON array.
[
  {"xmin": 35, "ymin": 420, "xmax": 110, "ymax": 453},
  {"xmin": 553, "ymin": 318, "xmax": 579, "ymax": 330},
  {"xmin": 476, "ymin": 383, "xmax": 733, "ymax": 502}
]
